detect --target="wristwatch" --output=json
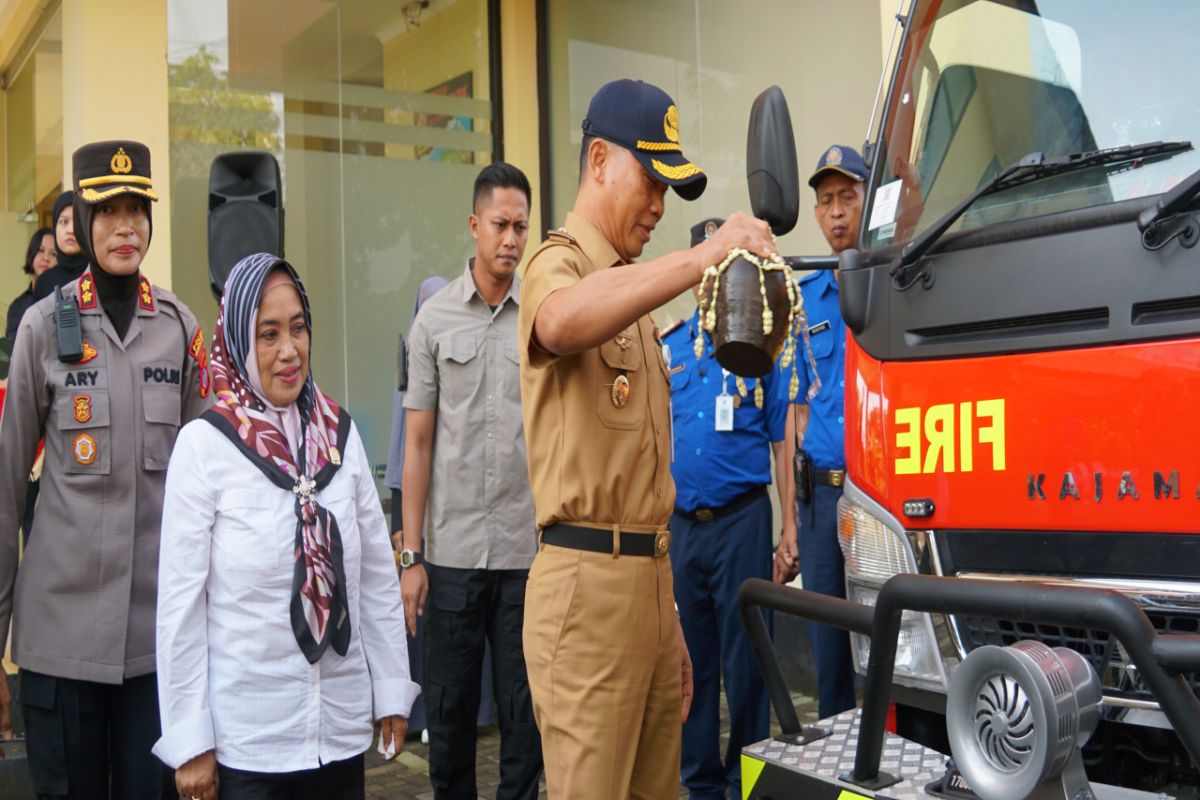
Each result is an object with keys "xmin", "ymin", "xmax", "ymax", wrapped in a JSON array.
[{"xmin": 398, "ymin": 549, "xmax": 424, "ymax": 569}]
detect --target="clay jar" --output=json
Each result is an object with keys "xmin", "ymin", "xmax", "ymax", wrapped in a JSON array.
[{"xmin": 711, "ymin": 255, "xmax": 790, "ymax": 378}]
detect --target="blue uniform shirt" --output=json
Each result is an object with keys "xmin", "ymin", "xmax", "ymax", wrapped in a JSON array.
[
  {"xmin": 787, "ymin": 270, "xmax": 846, "ymax": 469},
  {"xmin": 664, "ymin": 310, "xmax": 787, "ymax": 513}
]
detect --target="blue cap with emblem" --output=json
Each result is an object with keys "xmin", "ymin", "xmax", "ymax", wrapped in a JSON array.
[
  {"xmin": 690, "ymin": 217, "xmax": 724, "ymax": 248},
  {"xmin": 808, "ymin": 144, "xmax": 868, "ymax": 188},
  {"xmin": 583, "ymin": 79, "xmax": 707, "ymax": 201}
]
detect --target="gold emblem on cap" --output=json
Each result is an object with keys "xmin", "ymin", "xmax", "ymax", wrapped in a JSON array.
[
  {"xmin": 826, "ymin": 146, "xmax": 843, "ymax": 166},
  {"xmin": 704, "ymin": 220, "xmax": 718, "ymax": 238},
  {"xmin": 111, "ymin": 147, "xmax": 133, "ymax": 174},
  {"xmin": 664, "ymin": 105, "xmax": 680, "ymax": 144},
  {"xmin": 611, "ymin": 374, "xmax": 631, "ymax": 408}
]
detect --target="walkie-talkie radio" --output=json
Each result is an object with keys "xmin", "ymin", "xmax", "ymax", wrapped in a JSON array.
[{"xmin": 54, "ymin": 285, "xmax": 83, "ymax": 363}]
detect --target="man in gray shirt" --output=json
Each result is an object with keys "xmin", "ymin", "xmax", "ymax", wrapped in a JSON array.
[{"xmin": 399, "ymin": 162, "xmax": 541, "ymax": 800}]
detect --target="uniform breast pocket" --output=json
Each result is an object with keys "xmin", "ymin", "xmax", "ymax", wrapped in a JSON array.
[
  {"xmin": 142, "ymin": 386, "xmax": 182, "ymax": 471},
  {"xmin": 809, "ymin": 330, "xmax": 835, "ymax": 361},
  {"xmin": 596, "ymin": 330, "xmax": 644, "ymax": 431},
  {"xmin": 57, "ymin": 391, "xmax": 111, "ymax": 475},
  {"xmin": 212, "ymin": 488, "xmax": 286, "ymax": 573},
  {"xmin": 437, "ymin": 335, "xmax": 482, "ymax": 406},
  {"xmin": 669, "ymin": 363, "xmax": 690, "ymax": 393}
]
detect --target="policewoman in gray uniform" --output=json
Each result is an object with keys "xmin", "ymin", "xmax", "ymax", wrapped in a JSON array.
[{"xmin": 0, "ymin": 140, "xmax": 210, "ymax": 799}]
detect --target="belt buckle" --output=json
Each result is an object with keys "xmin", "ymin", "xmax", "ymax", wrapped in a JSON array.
[
  {"xmin": 830, "ymin": 470, "xmax": 845, "ymax": 487},
  {"xmin": 654, "ymin": 530, "xmax": 671, "ymax": 557},
  {"xmin": 695, "ymin": 508, "xmax": 714, "ymax": 522}
]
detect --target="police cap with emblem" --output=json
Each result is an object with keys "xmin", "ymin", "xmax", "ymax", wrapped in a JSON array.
[
  {"xmin": 690, "ymin": 217, "xmax": 724, "ymax": 248},
  {"xmin": 583, "ymin": 79, "xmax": 707, "ymax": 201},
  {"xmin": 808, "ymin": 144, "xmax": 868, "ymax": 189},
  {"xmin": 71, "ymin": 140, "xmax": 158, "ymax": 267}
]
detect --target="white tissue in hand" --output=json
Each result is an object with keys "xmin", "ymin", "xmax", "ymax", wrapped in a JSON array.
[{"xmin": 377, "ymin": 731, "xmax": 397, "ymax": 759}]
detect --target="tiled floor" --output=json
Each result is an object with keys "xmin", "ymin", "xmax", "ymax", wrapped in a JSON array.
[{"xmin": 364, "ymin": 689, "xmax": 819, "ymax": 799}]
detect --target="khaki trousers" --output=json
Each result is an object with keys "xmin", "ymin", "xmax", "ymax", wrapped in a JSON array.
[{"xmin": 523, "ymin": 542, "xmax": 682, "ymax": 799}]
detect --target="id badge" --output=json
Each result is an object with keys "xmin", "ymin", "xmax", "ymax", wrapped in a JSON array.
[{"xmin": 715, "ymin": 394, "xmax": 734, "ymax": 431}]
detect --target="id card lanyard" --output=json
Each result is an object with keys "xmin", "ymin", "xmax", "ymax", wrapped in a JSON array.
[{"xmin": 715, "ymin": 368, "xmax": 734, "ymax": 432}]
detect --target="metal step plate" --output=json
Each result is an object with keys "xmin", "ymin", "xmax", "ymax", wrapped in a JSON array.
[{"xmin": 741, "ymin": 709, "xmax": 946, "ymax": 800}]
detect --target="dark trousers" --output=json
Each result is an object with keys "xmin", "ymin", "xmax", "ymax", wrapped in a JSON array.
[
  {"xmin": 670, "ymin": 494, "xmax": 772, "ymax": 800},
  {"xmin": 404, "ymin": 537, "xmax": 496, "ymax": 732},
  {"xmin": 216, "ymin": 754, "xmax": 363, "ymax": 800},
  {"xmin": 424, "ymin": 563, "xmax": 541, "ymax": 800},
  {"xmin": 19, "ymin": 670, "xmax": 174, "ymax": 800},
  {"xmin": 797, "ymin": 483, "xmax": 857, "ymax": 718}
]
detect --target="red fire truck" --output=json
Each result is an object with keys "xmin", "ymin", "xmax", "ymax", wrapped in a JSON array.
[{"xmin": 741, "ymin": 1, "xmax": 1200, "ymax": 797}]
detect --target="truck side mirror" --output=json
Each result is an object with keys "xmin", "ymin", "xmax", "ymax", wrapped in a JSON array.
[{"xmin": 747, "ymin": 86, "xmax": 800, "ymax": 237}]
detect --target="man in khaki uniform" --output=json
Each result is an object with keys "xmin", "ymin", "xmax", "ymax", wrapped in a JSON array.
[
  {"xmin": 0, "ymin": 141, "xmax": 209, "ymax": 798},
  {"xmin": 518, "ymin": 79, "xmax": 776, "ymax": 799}
]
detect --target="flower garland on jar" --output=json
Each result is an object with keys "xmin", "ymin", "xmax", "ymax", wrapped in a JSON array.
[{"xmin": 692, "ymin": 246, "xmax": 822, "ymax": 407}]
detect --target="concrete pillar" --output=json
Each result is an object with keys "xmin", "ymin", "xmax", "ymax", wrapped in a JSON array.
[
  {"xmin": 500, "ymin": 0, "xmax": 542, "ymax": 246},
  {"xmin": 61, "ymin": 0, "xmax": 172, "ymax": 287}
]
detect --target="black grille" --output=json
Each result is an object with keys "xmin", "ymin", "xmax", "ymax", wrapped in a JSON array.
[{"xmin": 954, "ymin": 609, "xmax": 1200, "ymax": 703}]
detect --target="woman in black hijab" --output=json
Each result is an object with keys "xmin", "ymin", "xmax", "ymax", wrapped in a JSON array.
[
  {"xmin": 5, "ymin": 227, "xmax": 55, "ymax": 341},
  {"xmin": 32, "ymin": 190, "xmax": 90, "ymax": 302}
]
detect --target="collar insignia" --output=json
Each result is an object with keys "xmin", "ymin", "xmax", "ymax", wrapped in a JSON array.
[
  {"xmin": 138, "ymin": 277, "xmax": 155, "ymax": 312},
  {"xmin": 78, "ymin": 274, "xmax": 97, "ymax": 309},
  {"xmin": 189, "ymin": 328, "xmax": 206, "ymax": 361}
]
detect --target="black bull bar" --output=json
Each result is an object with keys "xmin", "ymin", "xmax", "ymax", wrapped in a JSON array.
[{"xmin": 739, "ymin": 574, "xmax": 1200, "ymax": 789}]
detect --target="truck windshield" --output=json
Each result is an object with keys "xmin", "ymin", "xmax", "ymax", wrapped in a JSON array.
[{"xmin": 864, "ymin": 0, "xmax": 1200, "ymax": 249}]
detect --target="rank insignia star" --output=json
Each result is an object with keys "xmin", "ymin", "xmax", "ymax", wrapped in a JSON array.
[
  {"xmin": 138, "ymin": 277, "xmax": 155, "ymax": 312},
  {"xmin": 78, "ymin": 275, "xmax": 97, "ymax": 309}
]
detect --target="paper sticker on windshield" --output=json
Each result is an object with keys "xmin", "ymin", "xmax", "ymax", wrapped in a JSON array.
[{"xmin": 868, "ymin": 179, "xmax": 903, "ymax": 230}]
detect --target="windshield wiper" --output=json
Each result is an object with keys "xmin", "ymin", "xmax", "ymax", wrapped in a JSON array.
[
  {"xmin": 1137, "ymin": 164, "xmax": 1200, "ymax": 250},
  {"xmin": 890, "ymin": 140, "xmax": 1193, "ymax": 290}
]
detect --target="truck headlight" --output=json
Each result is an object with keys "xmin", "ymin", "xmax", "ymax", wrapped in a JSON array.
[{"xmin": 837, "ymin": 482, "xmax": 948, "ymax": 691}]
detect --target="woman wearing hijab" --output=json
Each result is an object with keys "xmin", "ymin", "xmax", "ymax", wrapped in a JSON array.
[
  {"xmin": 32, "ymin": 190, "xmax": 89, "ymax": 303},
  {"xmin": 155, "ymin": 253, "xmax": 418, "ymax": 800},
  {"xmin": 0, "ymin": 141, "xmax": 210, "ymax": 797},
  {"xmin": 4, "ymin": 227, "xmax": 54, "ymax": 545},
  {"xmin": 5, "ymin": 227, "xmax": 55, "ymax": 340}
]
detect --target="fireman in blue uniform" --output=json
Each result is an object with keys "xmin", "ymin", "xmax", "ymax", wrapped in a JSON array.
[
  {"xmin": 776, "ymin": 145, "xmax": 869, "ymax": 720},
  {"xmin": 662, "ymin": 218, "xmax": 790, "ymax": 800}
]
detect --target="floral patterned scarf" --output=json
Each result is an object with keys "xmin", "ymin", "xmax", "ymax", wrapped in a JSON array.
[{"xmin": 203, "ymin": 253, "xmax": 352, "ymax": 664}]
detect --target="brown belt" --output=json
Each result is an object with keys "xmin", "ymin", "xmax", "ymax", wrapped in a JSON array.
[{"xmin": 541, "ymin": 524, "xmax": 671, "ymax": 558}]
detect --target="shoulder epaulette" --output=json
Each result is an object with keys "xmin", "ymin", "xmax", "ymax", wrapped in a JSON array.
[
  {"xmin": 659, "ymin": 319, "xmax": 685, "ymax": 338},
  {"xmin": 546, "ymin": 227, "xmax": 577, "ymax": 245}
]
